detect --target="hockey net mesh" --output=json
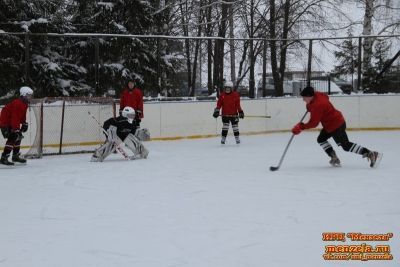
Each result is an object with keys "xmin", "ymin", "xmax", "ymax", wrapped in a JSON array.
[{"xmin": 24, "ymin": 97, "xmax": 116, "ymax": 158}]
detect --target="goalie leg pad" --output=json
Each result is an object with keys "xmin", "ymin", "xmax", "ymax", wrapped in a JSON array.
[
  {"xmin": 91, "ymin": 141, "xmax": 117, "ymax": 162},
  {"xmin": 124, "ymin": 133, "xmax": 149, "ymax": 159},
  {"xmin": 106, "ymin": 125, "xmax": 119, "ymax": 142}
]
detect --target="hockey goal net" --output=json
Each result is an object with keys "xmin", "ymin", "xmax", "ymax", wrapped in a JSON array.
[{"xmin": 22, "ymin": 97, "xmax": 116, "ymax": 158}]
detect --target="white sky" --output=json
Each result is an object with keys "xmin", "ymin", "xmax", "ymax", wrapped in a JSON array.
[{"xmin": 0, "ymin": 131, "xmax": 399, "ymax": 267}]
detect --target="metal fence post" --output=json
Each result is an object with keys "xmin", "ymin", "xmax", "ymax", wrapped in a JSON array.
[
  {"xmin": 95, "ymin": 37, "xmax": 100, "ymax": 95},
  {"xmin": 24, "ymin": 33, "xmax": 30, "ymax": 84},
  {"xmin": 357, "ymin": 37, "xmax": 362, "ymax": 92},
  {"xmin": 307, "ymin": 39, "xmax": 313, "ymax": 87},
  {"xmin": 328, "ymin": 75, "xmax": 331, "ymax": 95},
  {"xmin": 157, "ymin": 37, "xmax": 161, "ymax": 95},
  {"xmin": 59, "ymin": 100, "xmax": 66, "ymax": 154},
  {"xmin": 39, "ymin": 100, "xmax": 44, "ymax": 157},
  {"xmin": 262, "ymin": 39, "xmax": 267, "ymax": 97}
]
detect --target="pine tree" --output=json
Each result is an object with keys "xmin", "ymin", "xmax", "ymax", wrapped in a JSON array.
[
  {"xmin": 73, "ymin": 0, "xmax": 160, "ymax": 96},
  {"xmin": 373, "ymin": 38, "xmax": 391, "ymax": 72},
  {"xmin": 0, "ymin": 0, "xmax": 31, "ymax": 99},
  {"xmin": 333, "ymin": 30, "xmax": 358, "ymax": 78},
  {"xmin": 0, "ymin": 0, "xmax": 94, "ymax": 98},
  {"xmin": 0, "ymin": 0, "xmax": 198, "ymax": 98},
  {"xmin": 362, "ymin": 38, "xmax": 392, "ymax": 90}
]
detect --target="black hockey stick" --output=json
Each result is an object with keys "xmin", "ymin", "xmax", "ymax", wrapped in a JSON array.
[
  {"xmin": 270, "ymin": 111, "xmax": 308, "ymax": 171},
  {"xmin": 87, "ymin": 111, "xmax": 129, "ymax": 159},
  {"xmin": 219, "ymin": 114, "xmax": 271, "ymax": 118}
]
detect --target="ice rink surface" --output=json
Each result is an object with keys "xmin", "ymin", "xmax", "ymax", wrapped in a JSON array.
[{"xmin": 1, "ymin": 131, "xmax": 399, "ymax": 267}]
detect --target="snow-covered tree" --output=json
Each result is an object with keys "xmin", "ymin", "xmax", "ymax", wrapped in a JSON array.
[
  {"xmin": 333, "ymin": 29, "xmax": 358, "ymax": 78},
  {"xmin": 356, "ymin": 0, "xmax": 400, "ymax": 89},
  {"xmin": 0, "ymin": 0, "xmax": 80, "ymax": 98}
]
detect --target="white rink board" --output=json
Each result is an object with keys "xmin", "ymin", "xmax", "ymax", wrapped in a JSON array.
[{"xmin": 1, "ymin": 94, "xmax": 400, "ymax": 153}]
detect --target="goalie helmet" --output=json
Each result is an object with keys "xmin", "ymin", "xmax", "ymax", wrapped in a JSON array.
[
  {"xmin": 20, "ymin": 86, "xmax": 33, "ymax": 97},
  {"xmin": 122, "ymin": 106, "xmax": 136, "ymax": 122}
]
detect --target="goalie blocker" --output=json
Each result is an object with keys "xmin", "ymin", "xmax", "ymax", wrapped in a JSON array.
[{"xmin": 91, "ymin": 107, "xmax": 150, "ymax": 162}]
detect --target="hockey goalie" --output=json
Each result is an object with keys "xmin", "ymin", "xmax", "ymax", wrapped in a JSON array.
[{"xmin": 91, "ymin": 106, "xmax": 150, "ymax": 162}]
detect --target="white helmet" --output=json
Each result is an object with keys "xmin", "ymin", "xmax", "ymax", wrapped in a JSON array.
[
  {"xmin": 20, "ymin": 86, "xmax": 33, "ymax": 97},
  {"xmin": 224, "ymin": 80, "xmax": 234, "ymax": 88},
  {"xmin": 121, "ymin": 106, "xmax": 136, "ymax": 122},
  {"xmin": 224, "ymin": 81, "xmax": 234, "ymax": 93}
]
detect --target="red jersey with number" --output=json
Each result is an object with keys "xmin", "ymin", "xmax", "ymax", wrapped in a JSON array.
[
  {"xmin": 301, "ymin": 92, "xmax": 344, "ymax": 133},
  {"xmin": 0, "ymin": 98, "xmax": 28, "ymax": 130},
  {"xmin": 216, "ymin": 91, "xmax": 243, "ymax": 116},
  {"xmin": 120, "ymin": 88, "xmax": 144, "ymax": 118}
]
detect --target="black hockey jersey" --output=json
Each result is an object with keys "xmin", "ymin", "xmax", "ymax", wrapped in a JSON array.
[{"xmin": 103, "ymin": 116, "xmax": 137, "ymax": 141}]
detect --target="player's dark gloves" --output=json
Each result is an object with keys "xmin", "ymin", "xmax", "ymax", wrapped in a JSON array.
[
  {"xmin": 213, "ymin": 108, "xmax": 220, "ymax": 118},
  {"xmin": 10, "ymin": 130, "xmax": 23, "ymax": 142},
  {"xmin": 21, "ymin": 122, "xmax": 28, "ymax": 132}
]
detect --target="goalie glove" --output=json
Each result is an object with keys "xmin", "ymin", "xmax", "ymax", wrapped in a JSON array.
[{"xmin": 135, "ymin": 128, "xmax": 150, "ymax": 141}]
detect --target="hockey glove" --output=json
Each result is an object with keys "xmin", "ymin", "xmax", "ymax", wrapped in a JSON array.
[
  {"xmin": 10, "ymin": 130, "xmax": 23, "ymax": 142},
  {"xmin": 291, "ymin": 123, "xmax": 303, "ymax": 135},
  {"xmin": 1, "ymin": 127, "xmax": 10, "ymax": 138},
  {"xmin": 213, "ymin": 108, "xmax": 220, "ymax": 118},
  {"xmin": 135, "ymin": 110, "xmax": 142, "ymax": 119},
  {"xmin": 238, "ymin": 111, "xmax": 244, "ymax": 119},
  {"xmin": 21, "ymin": 122, "xmax": 28, "ymax": 132}
]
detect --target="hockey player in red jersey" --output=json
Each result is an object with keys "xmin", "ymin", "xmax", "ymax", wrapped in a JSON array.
[
  {"xmin": 0, "ymin": 86, "xmax": 33, "ymax": 165},
  {"xmin": 213, "ymin": 81, "xmax": 244, "ymax": 144},
  {"xmin": 119, "ymin": 80, "xmax": 144, "ymax": 126},
  {"xmin": 291, "ymin": 86, "xmax": 382, "ymax": 168}
]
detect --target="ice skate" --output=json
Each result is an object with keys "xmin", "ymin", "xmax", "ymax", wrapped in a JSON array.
[
  {"xmin": 12, "ymin": 153, "xmax": 27, "ymax": 164},
  {"xmin": 140, "ymin": 146, "xmax": 149, "ymax": 159},
  {"xmin": 90, "ymin": 154, "xmax": 102, "ymax": 162},
  {"xmin": 235, "ymin": 136, "xmax": 240, "ymax": 144},
  {"xmin": 129, "ymin": 146, "xmax": 149, "ymax": 160},
  {"xmin": 363, "ymin": 151, "xmax": 383, "ymax": 168},
  {"xmin": 221, "ymin": 136, "xmax": 226, "ymax": 145},
  {"xmin": 329, "ymin": 151, "xmax": 341, "ymax": 167},
  {"xmin": 0, "ymin": 155, "xmax": 14, "ymax": 166}
]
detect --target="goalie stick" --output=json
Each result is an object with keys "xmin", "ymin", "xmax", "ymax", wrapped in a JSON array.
[{"xmin": 87, "ymin": 111, "xmax": 129, "ymax": 160}]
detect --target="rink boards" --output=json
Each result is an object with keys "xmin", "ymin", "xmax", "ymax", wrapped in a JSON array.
[{"xmin": 0, "ymin": 94, "xmax": 400, "ymax": 155}]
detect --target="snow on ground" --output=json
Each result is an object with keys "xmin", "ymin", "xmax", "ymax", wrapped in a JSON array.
[{"xmin": 0, "ymin": 131, "xmax": 399, "ymax": 267}]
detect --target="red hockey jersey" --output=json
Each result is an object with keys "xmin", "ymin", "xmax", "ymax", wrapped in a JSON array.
[
  {"xmin": 0, "ymin": 98, "xmax": 29, "ymax": 130},
  {"xmin": 216, "ymin": 91, "xmax": 243, "ymax": 116},
  {"xmin": 120, "ymin": 88, "xmax": 144, "ymax": 118},
  {"xmin": 301, "ymin": 92, "xmax": 345, "ymax": 133}
]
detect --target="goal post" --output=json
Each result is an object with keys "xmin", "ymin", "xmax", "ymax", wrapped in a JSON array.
[{"xmin": 24, "ymin": 97, "xmax": 117, "ymax": 158}]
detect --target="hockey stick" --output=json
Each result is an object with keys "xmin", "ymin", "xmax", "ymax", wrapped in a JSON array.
[
  {"xmin": 270, "ymin": 111, "xmax": 308, "ymax": 171},
  {"xmin": 87, "ymin": 111, "xmax": 129, "ymax": 159},
  {"xmin": 245, "ymin": 115, "xmax": 271, "ymax": 118},
  {"xmin": 217, "ymin": 114, "xmax": 270, "ymax": 118}
]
